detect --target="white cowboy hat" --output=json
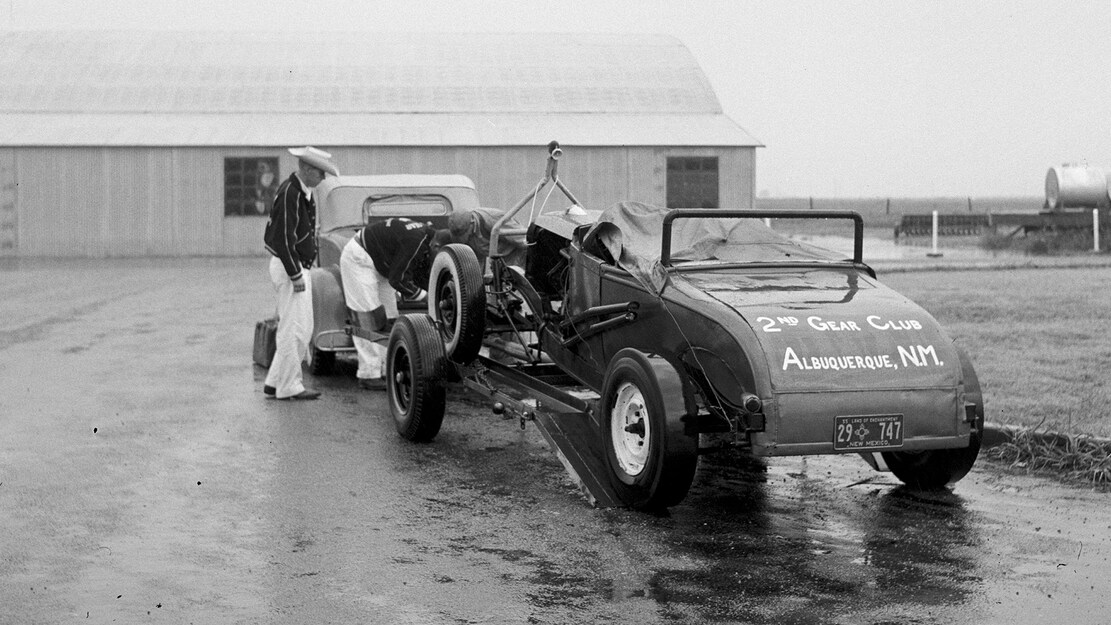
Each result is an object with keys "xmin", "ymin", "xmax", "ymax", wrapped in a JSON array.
[{"xmin": 288, "ymin": 146, "xmax": 339, "ymax": 176}]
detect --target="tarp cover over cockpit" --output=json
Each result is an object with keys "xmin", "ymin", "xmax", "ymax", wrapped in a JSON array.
[{"xmin": 581, "ymin": 202, "xmax": 847, "ymax": 293}]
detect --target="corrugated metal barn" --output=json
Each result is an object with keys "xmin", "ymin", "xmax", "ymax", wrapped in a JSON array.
[{"xmin": 0, "ymin": 30, "xmax": 761, "ymax": 258}]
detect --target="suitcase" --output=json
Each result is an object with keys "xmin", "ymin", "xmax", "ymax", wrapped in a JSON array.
[{"xmin": 253, "ymin": 317, "xmax": 278, "ymax": 368}]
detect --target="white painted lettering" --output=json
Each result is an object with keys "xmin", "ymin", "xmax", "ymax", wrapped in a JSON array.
[
  {"xmin": 868, "ymin": 315, "xmax": 922, "ymax": 331},
  {"xmin": 918, "ymin": 344, "xmax": 942, "ymax": 366},
  {"xmin": 898, "ymin": 345, "xmax": 921, "ymax": 367},
  {"xmin": 783, "ymin": 348, "xmax": 909, "ymax": 373},
  {"xmin": 783, "ymin": 347, "xmax": 803, "ymax": 370},
  {"xmin": 757, "ymin": 317, "xmax": 780, "ymax": 333}
]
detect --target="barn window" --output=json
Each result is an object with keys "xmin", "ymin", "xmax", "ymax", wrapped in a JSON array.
[
  {"xmin": 666, "ymin": 157, "xmax": 719, "ymax": 208},
  {"xmin": 224, "ymin": 157, "xmax": 280, "ymax": 217}
]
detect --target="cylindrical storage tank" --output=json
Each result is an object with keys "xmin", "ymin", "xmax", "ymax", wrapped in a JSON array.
[{"xmin": 1045, "ymin": 165, "xmax": 1109, "ymax": 210}]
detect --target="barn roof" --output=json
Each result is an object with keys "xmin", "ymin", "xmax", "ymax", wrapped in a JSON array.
[{"xmin": 0, "ymin": 30, "xmax": 761, "ymax": 147}]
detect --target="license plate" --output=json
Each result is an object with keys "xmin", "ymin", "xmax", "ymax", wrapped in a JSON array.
[{"xmin": 833, "ymin": 414, "xmax": 904, "ymax": 451}]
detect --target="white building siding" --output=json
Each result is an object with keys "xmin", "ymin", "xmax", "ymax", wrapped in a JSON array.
[
  {"xmin": 0, "ymin": 149, "xmax": 15, "ymax": 256},
  {"xmin": 1, "ymin": 32, "xmax": 760, "ymax": 257},
  {"xmin": 8, "ymin": 145, "xmax": 754, "ymax": 257}
]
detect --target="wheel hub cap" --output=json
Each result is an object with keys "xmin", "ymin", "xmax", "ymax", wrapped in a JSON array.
[{"xmin": 610, "ymin": 381, "xmax": 650, "ymax": 476}]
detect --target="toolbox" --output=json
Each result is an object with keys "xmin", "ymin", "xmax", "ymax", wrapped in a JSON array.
[{"xmin": 252, "ymin": 317, "xmax": 278, "ymax": 368}]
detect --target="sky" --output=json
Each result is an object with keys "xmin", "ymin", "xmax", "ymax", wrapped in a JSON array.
[{"xmin": 3, "ymin": 0, "xmax": 1110, "ymax": 198}]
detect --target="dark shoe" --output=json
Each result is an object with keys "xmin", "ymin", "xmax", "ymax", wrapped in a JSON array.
[
  {"xmin": 264, "ymin": 385, "xmax": 276, "ymax": 396},
  {"xmin": 283, "ymin": 389, "xmax": 321, "ymax": 400},
  {"xmin": 358, "ymin": 377, "xmax": 387, "ymax": 391}
]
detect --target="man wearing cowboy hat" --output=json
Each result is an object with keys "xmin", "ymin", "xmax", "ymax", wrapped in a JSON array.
[{"xmin": 262, "ymin": 146, "xmax": 339, "ymax": 400}]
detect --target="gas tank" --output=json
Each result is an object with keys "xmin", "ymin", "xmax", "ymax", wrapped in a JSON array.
[{"xmin": 1045, "ymin": 165, "xmax": 1109, "ymax": 210}]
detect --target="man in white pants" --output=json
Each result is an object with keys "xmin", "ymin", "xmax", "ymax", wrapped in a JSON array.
[
  {"xmin": 340, "ymin": 218, "xmax": 450, "ymax": 390},
  {"xmin": 339, "ymin": 237, "xmax": 398, "ymax": 389},
  {"xmin": 262, "ymin": 146, "xmax": 338, "ymax": 400}
]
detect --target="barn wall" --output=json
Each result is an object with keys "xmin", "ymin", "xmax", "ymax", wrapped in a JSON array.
[
  {"xmin": 10, "ymin": 144, "xmax": 754, "ymax": 257},
  {"xmin": 326, "ymin": 145, "xmax": 752, "ymax": 211},
  {"xmin": 12, "ymin": 146, "xmax": 279, "ymax": 257},
  {"xmin": 17, "ymin": 148, "xmax": 106, "ymax": 257},
  {"xmin": 626, "ymin": 146, "xmax": 755, "ymax": 209},
  {"xmin": 0, "ymin": 148, "xmax": 15, "ymax": 256}
]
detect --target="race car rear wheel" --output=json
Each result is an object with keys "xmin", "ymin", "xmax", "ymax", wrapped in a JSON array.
[
  {"xmin": 600, "ymin": 349, "xmax": 698, "ymax": 510},
  {"xmin": 386, "ymin": 314, "xmax": 447, "ymax": 442},
  {"xmin": 883, "ymin": 345, "xmax": 984, "ymax": 489},
  {"xmin": 882, "ymin": 419, "xmax": 982, "ymax": 490},
  {"xmin": 429, "ymin": 243, "xmax": 485, "ymax": 364}
]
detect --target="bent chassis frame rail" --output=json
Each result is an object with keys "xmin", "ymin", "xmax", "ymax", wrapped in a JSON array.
[{"xmin": 459, "ymin": 354, "xmax": 623, "ymax": 508}]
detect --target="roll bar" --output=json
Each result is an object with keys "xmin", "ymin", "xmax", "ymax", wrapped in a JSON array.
[{"xmin": 660, "ymin": 209, "xmax": 865, "ymax": 266}]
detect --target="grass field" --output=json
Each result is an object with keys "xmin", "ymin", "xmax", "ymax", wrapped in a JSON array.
[
  {"xmin": 880, "ymin": 266, "xmax": 1111, "ymax": 438},
  {"xmin": 756, "ymin": 196, "xmax": 1043, "ymax": 229}
]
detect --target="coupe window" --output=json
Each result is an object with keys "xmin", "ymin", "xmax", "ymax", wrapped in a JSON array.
[{"xmin": 362, "ymin": 194, "xmax": 450, "ymax": 220}]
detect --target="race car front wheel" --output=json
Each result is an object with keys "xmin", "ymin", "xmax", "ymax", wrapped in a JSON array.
[
  {"xmin": 429, "ymin": 243, "xmax": 485, "ymax": 364},
  {"xmin": 386, "ymin": 314, "xmax": 447, "ymax": 442},
  {"xmin": 600, "ymin": 349, "xmax": 698, "ymax": 510}
]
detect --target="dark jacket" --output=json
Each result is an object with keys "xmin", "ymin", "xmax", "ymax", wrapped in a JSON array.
[
  {"xmin": 357, "ymin": 218, "xmax": 434, "ymax": 299},
  {"xmin": 263, "ymin": 173, "xmax": 316, "ymax": 280}
]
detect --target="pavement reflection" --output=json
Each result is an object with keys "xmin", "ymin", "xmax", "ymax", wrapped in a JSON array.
[
  {"xmin": 862, "ymin": 488, "xmax": 980, "ymax": 605},
  {"xmin": 611, "ymin": 450, "xmax": 985, "ymax": 624}
]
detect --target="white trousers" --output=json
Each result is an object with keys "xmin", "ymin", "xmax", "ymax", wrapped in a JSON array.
[
  {"xmin": 264, "ymin": 257, "xmax": 314, "ymax": 398},
  {"xmin": 339, "ymin": 237, "xmax": 397, "ymax": 379}
]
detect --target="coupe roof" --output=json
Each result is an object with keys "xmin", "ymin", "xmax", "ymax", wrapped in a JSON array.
[{"xmin": 315, "ymin": 174, "xmax": 480, "ymax": 230}]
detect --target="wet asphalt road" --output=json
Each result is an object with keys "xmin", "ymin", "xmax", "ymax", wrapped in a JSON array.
[{"xmin": 2, "ymin": 258, "xmax": 1110, "ymax": 625}]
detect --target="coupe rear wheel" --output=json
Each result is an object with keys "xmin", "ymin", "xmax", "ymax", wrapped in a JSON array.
[
  {"xmin": 429, "ymin": 243, "xmax": 485, "ymax": 364},
  {"xmin": 308, "ymin": 347, "xmax": 335, "ymax": 375},
  {"xmin": 600, "ymin": 349, "xmax": 698, "ymax": 510},
  {"xmin": 386, "ymin": 314, "xmax": 447, "ymax": 442}
]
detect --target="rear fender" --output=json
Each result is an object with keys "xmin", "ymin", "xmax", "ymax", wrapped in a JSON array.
[
  {"xmin": 603, "ymin": 349, "xmax": 698, "ymax": 429},
  {"xmin": 679, "ymin": 345, "xmax": 759, "ymax": 411}
]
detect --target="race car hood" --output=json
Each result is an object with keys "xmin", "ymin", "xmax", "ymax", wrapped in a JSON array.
[{"xmin": 677, "ymin": 268, "xmax": 961, "ymax": 393}]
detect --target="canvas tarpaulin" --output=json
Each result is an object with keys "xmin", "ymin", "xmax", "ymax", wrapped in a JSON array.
[{"xmin": 581, "ymin": 202, "xmax": 845, "ymax": 294}]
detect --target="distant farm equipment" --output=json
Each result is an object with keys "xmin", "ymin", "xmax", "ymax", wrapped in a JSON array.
[
  {"xmin": 895, "ymin": 164, "xmax": 1110, "ymax": 242},
  {"xmin": 894, "ymin": 214, "xmax": 990, "ymax": 238}
]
